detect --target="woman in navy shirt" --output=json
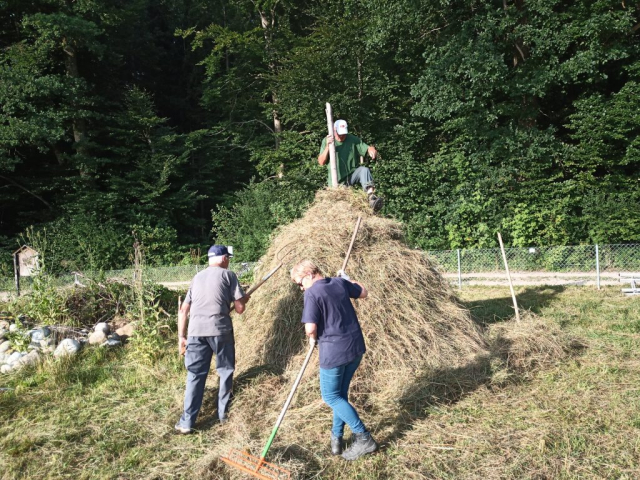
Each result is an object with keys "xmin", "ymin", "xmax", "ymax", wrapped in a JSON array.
[{"xmin": 291, "ymin": 260, "xmax": 378, "ymax": 461}]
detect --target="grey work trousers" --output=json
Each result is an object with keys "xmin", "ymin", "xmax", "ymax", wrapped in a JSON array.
[
  {"xmin": 177, "ymin": 333, "xmax": 235, "ymax": 428},
  {"xmin": 344, "ymin": 166, "xmax": 374, "ymax": 191}
]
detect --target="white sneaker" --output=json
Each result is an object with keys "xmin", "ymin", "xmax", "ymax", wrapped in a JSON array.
[{"xmin": 174, "ymin": 423, "xmax": 192, "ymax": 434}]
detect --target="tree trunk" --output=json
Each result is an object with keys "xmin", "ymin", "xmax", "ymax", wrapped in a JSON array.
[
  {"xmin": 62, "ymin": 36, "xmax": 90, "ymax": 173},
  {"xmin": 256, "ymin": 4, "xmax": 282, "ymax": 152}
]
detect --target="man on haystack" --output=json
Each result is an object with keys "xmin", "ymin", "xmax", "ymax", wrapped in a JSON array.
[
  {"xmin": 174, "ymin": 245, "xmax": 250, "ymax": 434},
  {"xmin": 318, "ymin": 119, "xmax": 384, "ymax": 212},
  {"xmin": 291, "ymin": 260, "xmax": 378, "ymax": 461}
]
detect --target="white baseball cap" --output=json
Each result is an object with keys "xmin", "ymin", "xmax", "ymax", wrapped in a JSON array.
[{"xmin": 334, "ymin": 119, "xmax": 348, "ymax": 135}]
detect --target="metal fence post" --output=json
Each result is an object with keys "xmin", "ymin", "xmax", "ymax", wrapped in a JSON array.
[
  {"xmin": 457, "ymin": 249, "xmax": 462, "ymax": 289},
  {"xmin": 595, "ymin": 244, "xmax": 600, "ymax": 290}
]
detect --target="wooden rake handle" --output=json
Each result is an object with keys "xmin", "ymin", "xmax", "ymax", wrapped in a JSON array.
[{"xmin": 341, "ymin": 215, "xmax": 362, "ymax": 274}]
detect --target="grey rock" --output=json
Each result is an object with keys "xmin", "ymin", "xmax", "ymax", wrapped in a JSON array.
[
  {"xmin": 54, "ymin": 339, "xmax": 81, "ymax": 358},
  {"xmin": 1, "ymin": 364, "xmax": 13, "ymax": 374},
  {"xmin": 15, "ymin": 350, "xmax": 40, "ymax": 368},
  {"xmin": 6, "ymin": 351, "xmax": 24, "ymax": 365},
  {"xmin": 0, "ymin": 320, "xmax": 10, "ymax": 330},
  {"xmin": 101, "ymin": 339, "xmax": 122, "ymax": 347},
  {"xmin": 0, "ymin": 340, "xmax": 11, "ymax": 353},
  {"xmin": 9, "ymin": 324, "xmax": 18, "ymax": 333},
  {"xmin": 115, "ymin": 323, "xmax": 135, "ymax": 338},
  {"xmin": 88, "ymin": 331, "xmax": 108, "ymax": 345},
  {"xmin": 31, "ymin": 327, "xmax": 52, "ymax": 342},
  {"xmin": 107, "ymin": 333, "xmax": 121, "ymax": 341},
  {"xmin": 39, "ymin": 338, "xmax": 55, "ymax": 348},
  {"xmin": 94, "ymin": 322, "xmax": 110, "ymax": 335},
  {"xmin": 0, "ymin": 329, "xmax": 7, "ymax": 340}
]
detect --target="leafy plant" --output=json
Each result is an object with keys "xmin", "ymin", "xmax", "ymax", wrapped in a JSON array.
[{"xmin": 6, "ymin": 318, "xmax": 31, "ymax": 353}]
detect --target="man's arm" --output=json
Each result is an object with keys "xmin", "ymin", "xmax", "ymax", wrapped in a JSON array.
[
  {"xmin": 233, "ymin": 295, "xmax": 250, "ymax": 314},
  {"xmin": 317, "ymin": 136, "xmax": 332, "ymax": 165},
  {"xmin": 367, "ymin": 145, "xmax": 377, "ymax": 160},
  {"xmin": 178, "ymin": 302, "xmax": 190, "ymax": 355}
]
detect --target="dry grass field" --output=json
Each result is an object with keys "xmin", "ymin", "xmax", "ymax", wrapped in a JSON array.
[{"xmin": 1, "ymin": 285, "xmax": 639, "ymax": 479}]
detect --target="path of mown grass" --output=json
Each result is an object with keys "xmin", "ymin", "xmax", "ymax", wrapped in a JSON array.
[{"xmin": 1, "ymin": 286, "xmax": 639, "ymax": 479}]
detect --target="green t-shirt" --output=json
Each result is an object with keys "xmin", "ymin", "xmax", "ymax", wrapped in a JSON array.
[{"xmin": 319, "ymin": 134, "xmax": 369, "ymax": 186}]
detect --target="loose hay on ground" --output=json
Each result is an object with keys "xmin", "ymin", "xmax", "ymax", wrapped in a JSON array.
[{"xmin": 487, "ymin": 311, "xmax": 585, "ymax": 374}]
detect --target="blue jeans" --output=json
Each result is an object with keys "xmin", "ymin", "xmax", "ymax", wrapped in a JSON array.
[
  {"xmin": 345, "ymin": 166, "xmax": 374, "ymax": 191},
  {"xmin": 177, "ymin": 334, "xmax": 235, "ymax": 428},
  {"xmin": 319, "ymin": 355, "xmax": 366, "ymax": 438}
]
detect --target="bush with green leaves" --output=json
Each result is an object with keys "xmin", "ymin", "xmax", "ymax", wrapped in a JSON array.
[{"xmin": 212, "ymin": 176, "xmax": 321, "ymax": 262}]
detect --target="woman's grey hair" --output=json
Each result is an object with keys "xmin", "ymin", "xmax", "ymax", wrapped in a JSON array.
[{"xmin": 290, "ymin": 260, "xmax": 322, "ymax": 280}]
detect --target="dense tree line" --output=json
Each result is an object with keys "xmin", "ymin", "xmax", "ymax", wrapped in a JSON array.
[{"xmin": 1, "ymin": 0, "xmax": 638, "ymax": 271}]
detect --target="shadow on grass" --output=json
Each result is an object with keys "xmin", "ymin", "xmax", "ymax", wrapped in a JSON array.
[
  {"xmin": 378, "ymin": 352, "xmax": 496, "ymax": 448},
  {"xmin": 462, "ymin": 286, "xmax": 566, "ymax": 326}
]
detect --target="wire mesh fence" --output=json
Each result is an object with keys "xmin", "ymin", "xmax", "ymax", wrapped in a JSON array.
[
  {"xmin": 0, "ymin": 262, "xmax": 258, "ymax": 295},
  {"xmin": 2, "ymin": 244, "xmax": 640, "ymax": 294},
  {"xmin": 426, "ymin": 244, "xmax": 640, "ymax": 287}
]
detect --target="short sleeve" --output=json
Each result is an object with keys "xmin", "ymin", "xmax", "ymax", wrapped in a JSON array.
[
  {"xmin": 319, "ymin": 137, "xmax": 327, "ymax": 155},
  {"xmin": 228, "ymin": 272, "xmax": 245, "ymax": 301},
  {"xmin": 301, "ymin": 294, "xmax": 322, "ymax": 324},
  {"xmin": 355, "ymin": 137, "xmax": 369, "ymax": 157},
  {"xmin": 184, "ymin": 284, "xmax": 193, "ymax": 305},
  {"xmin": 340, "ymin": 278, "xmax": 362, "ymax": 299}
]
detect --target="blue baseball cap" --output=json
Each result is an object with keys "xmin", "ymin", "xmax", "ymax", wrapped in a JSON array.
[{"xmin": 208, "ymin": 245, "xmax": 233, "ymax": 258}]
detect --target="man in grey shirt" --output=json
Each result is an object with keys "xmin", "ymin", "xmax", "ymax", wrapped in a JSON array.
[{"xmin": 175, "ymin": 245, "xmax": 250, "ymax": 433}]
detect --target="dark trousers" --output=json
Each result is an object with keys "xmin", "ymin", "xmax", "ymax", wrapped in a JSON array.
[{"xmin": 177, "ymin": 334, "xmax": 235, "ymax": 428}]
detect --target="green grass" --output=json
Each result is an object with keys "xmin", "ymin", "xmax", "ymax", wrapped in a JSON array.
[{"xmin": 1, "ymin": 286, "xmax": 640, "ymax": 479}]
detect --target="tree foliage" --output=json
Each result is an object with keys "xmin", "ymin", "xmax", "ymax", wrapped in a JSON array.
[{"xmin": 1, "ymin": 0, "xmax": 638, "ymax": 272}]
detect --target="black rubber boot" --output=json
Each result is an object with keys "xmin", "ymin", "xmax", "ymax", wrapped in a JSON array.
[
  {"xmin": 368, "ymin": 194, "xmax": 384, "ymax": 212},
  {"xmin": 331, "ymin": 434, "xmax": 343, "ymax": 455},
  {"xmin": 341, "ymin": 432, "xmax": 378, "ymax": 461}
]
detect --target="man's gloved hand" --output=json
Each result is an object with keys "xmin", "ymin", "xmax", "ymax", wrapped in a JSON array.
[{"xmin": 336, "ymin": 269, "xmax": 351, "ymax": 281}]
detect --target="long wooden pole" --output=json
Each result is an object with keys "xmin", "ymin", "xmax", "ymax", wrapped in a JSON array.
[
  {"xmin": 497, "ymin": 232, "xmax": 520, "ymax": 322},
  {"xmin": 341, "ymin": 216, "xmax": 362, "ymax": 273},
  {"xmin": 325, "ymin": 102, "xmax": 339, "ymax": 188},
  {"xmin": 13, "ymin": 252, "xmax": 20, "ymax": 297}
]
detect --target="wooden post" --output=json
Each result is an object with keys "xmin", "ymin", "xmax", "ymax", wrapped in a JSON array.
[
  {"xmin": 13, "ymin": 252, "xmax": 20, "ymax": 297},
  {"xmin": 497, "ymin": 233, "xmax": 520, "ymax": 322},
  {"xmin": 457, "ymin": 249, "xmax": 462, "ymax": 290},
  {"xmin": 595, "ymin": 244, "xmax": 601, "ymax": 290},
  {"xmin": 325, "ymin": 102, "xmax": 339, "ymax": 188}
]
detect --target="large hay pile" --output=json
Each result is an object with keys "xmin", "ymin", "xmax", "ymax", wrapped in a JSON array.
[
  {"xmin": 231, "ymin": 188, "xmax": 488, "ymax": 411},
  {"xmin": 200, "ymin": 188, "xmax": 579, "ymax": 478}
]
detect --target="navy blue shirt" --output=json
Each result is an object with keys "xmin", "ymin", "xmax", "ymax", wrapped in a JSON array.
[{"xmin": 301, "ymin": 277, "xmax": 366, "ymax": 369}]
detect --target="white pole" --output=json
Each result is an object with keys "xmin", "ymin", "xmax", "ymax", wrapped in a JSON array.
[
  {"xmin": 325, "ymin": 102, "xmax": 339, "ymax": 188},
  {"xmin": 497, "ymin": 233, "xmax": 520, "ymax": 322},
  {"xmin": 457, "ymin": 249, "xmax": 462, "ymax": 290},
  {"xmin": 595, "ymin": 244, "xmax": 600, "ymax": 290}
]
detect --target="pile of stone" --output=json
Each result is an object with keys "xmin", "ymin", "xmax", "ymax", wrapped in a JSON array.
[{"xmin": 0, "ymin": 318, "xmax": 129, "ymax": 375}]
